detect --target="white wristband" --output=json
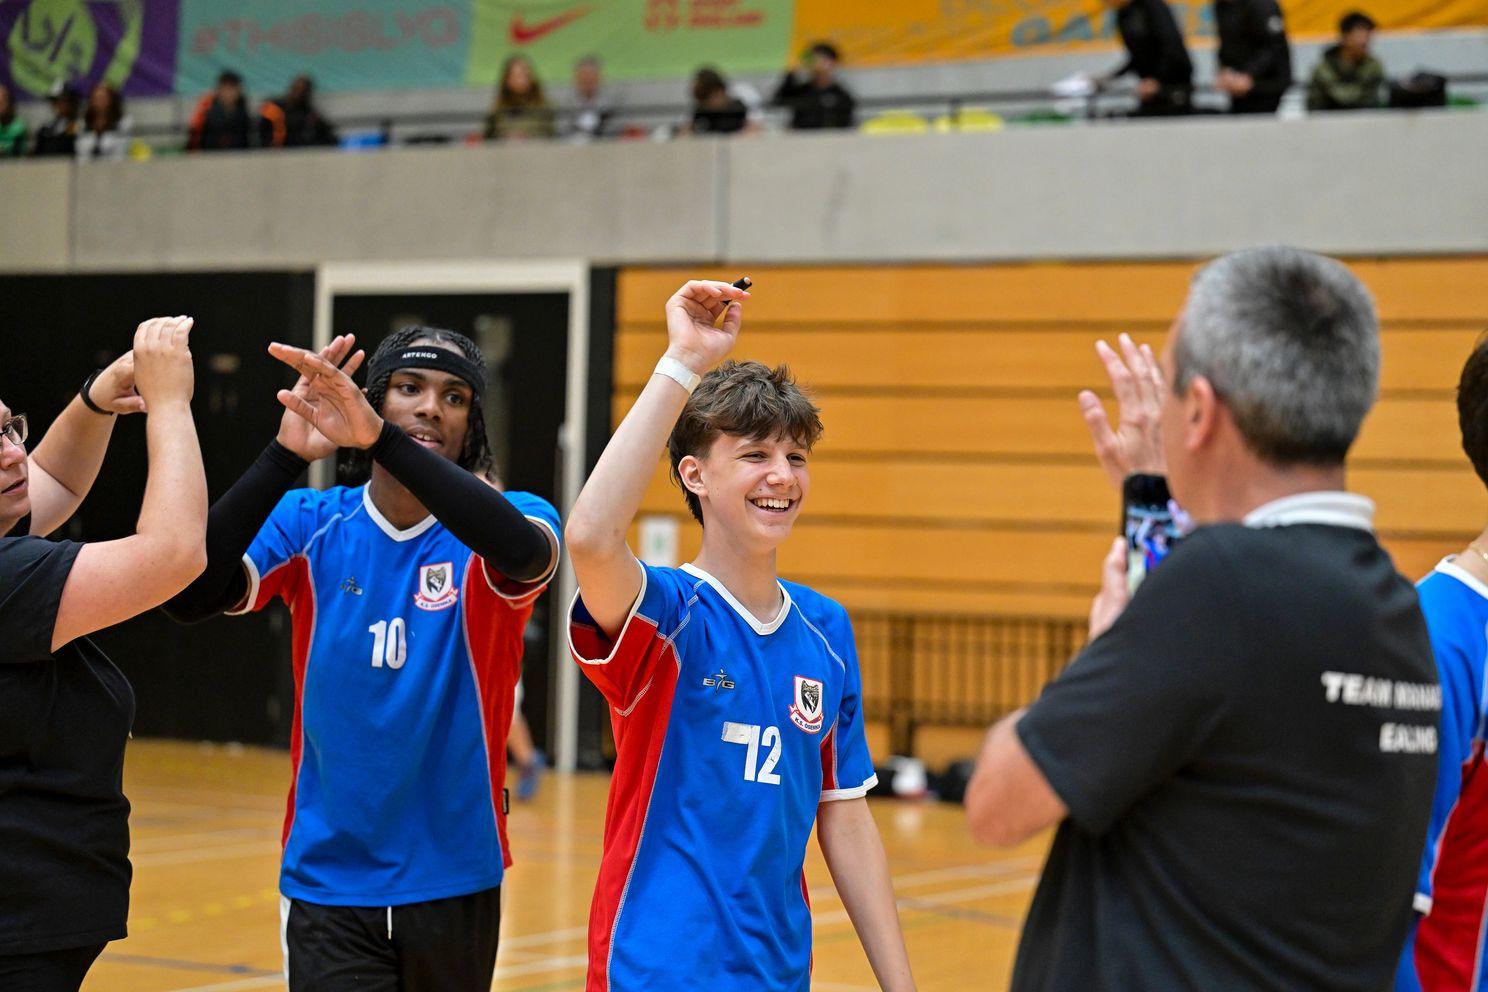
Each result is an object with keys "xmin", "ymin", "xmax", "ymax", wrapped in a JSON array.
[{"xmin": 654, "ymin": 357, "xmax": 702, "ymax": 395}]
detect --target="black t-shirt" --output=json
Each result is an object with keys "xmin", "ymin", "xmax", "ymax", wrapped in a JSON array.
[
  {"xmin": 0, "ymin": 536, "xmax": 135, "ymax": 954},
  {"xmin": 691, "ymin": 99, "xmax": 749, "ymax": 135},
  {"xmin": 1116, "ymin": 0, "xmax": 1194, "ymax": 87},
  {"xmin": 1014, "ymin": 521, "xmax": 1439, "ymax": 991},
  {"xmin": 1216, "ymin": 0, "xmax": 1293, "ymax": 94}
]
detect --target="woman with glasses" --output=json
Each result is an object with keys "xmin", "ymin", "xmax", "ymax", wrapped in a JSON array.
[{"xmin": 0, "ymin": 316, "xmax": 207, "ymax": 992}]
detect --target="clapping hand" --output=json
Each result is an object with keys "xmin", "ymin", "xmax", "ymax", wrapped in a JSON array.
[
  {"xmin": 663, "ymin": 279, "xmax": 751, "ymax": 375},
  {"xmin": 1077, "ymin": 333, "xmax": 1166, "ymax": 490},
  {"xmin": 132, "ymin": 316, "xmax": 196, "ymax": 407},
  {"xmin": 268, "ymin": 341, "xmax": 381, "ymax": 451},
  {"xmin": 274, "ymin": 334, "xmax": 366, "ymax": 461},
  {"xmin": 88, "ymin": 350, "xmax": 148, "ymax": 415}
]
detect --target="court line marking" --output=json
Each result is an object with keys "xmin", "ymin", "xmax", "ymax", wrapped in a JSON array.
[
  {"xmin": 812, "ymin": 873, "xmax": 1039, "ymax": 927},
  {"xmin": 500, "ymin": 925, "xmax": 589, "ymax": 949},
  {"xmin": 493, "ymin": 953, "xmax": 590, "ymax": 979},
  {"xmin": 132, "ymin": 827, "xmax": 279, "ymax": 853},
  {"xmin": 161, "ymin": 977, "xmax": 284, "ymax": 992},
  {"xmin": 132, "ymin": 840, "xmax": 284, "ymax": 867},
  {"xmin": 100, "ymin": 952, "xmax": 278, "ymax": 976}
]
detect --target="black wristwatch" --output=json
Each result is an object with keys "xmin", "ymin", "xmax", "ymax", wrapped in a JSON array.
[{"xmin": 80, "ymin": 368, "xmax": 112, "ymax": 415}]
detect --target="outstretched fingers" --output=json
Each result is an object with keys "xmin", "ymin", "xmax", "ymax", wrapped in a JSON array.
[{"xmin": 276, "ymin": 388, "xmax": 318, "ymax": 423}]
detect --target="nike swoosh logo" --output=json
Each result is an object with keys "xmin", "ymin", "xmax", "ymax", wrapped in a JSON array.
[{"xmin": 509, "ymin": 7, "xmax": 591, "ymax": 45}]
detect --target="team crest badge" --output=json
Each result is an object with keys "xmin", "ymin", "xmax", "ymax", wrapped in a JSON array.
[
  {"xmin": 414, "ymin": 561, "xmax": 459, "ymax": 611},
  {"xmin": 789, "ymin": 675, "xmax": 825, "ymax": 733}
]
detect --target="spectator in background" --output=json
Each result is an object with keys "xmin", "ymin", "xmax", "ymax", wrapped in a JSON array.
[
  {"xmin": 260, "ymin": 75, "xmax": 337, "ymax": 148},
  {"xmin": 685, "ymin": 67, "xmax": 752, "ymax": 135},
  {"xmin": 772, "ymin": 42, "xmax": 856, "ymax": 129},
  {"xmin": 1100, "ymin": 0, "xmax": 1193, "ymax": 115},
  {"xmin": 566, "ymin": 55, "xmax": 612, "ymax": 141},
  {"xmin": 1215, "ymin": 0, "xmax": 1293, "ymax": 113},
  {"xmin": 485, "ymin": 56, "xmax": 556, "ymax": 141},
  {"xmin": 32, "ymin": 81, "xmax": 79, "ymax": 157},
  {"xmin": 189, "ymin": 71, "xmax": 252, "ymax": 151},
  {"xmin": 1309, "ymin": 12, "xmax": 1387, "ymax": 111},
  {"xmin": 0, "ymin": 84, "xmax": 27, "ymax": 157},
  {"xmin": 76, "ymin": 83, "xmax": 130, "ymax": 161}
]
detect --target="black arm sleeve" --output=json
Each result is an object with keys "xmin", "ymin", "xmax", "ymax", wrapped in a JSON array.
[
  {"xmin": 160, "ymin": 440, "xmax": 307, "ymax": 624},
  {"xmin": 370, "ymin": 422, "xmax": 554, "ymax": 582}
]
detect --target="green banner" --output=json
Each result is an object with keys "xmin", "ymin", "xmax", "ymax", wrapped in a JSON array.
[{"xmin": 466, "ymin": 0, "xmax": 793, "ymax": 87}]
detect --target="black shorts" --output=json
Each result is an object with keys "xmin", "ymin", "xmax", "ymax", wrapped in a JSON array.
[
  {"xmin": 283, "ymin": 886, "xmax": 501, "ymax": 992},
  {"xmin": 0, "ymin": 943, "xmax": 105, "ymax": 992}
]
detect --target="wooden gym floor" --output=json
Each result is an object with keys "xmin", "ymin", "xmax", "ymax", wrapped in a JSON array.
[{"xmin": 85, "ymin": 739, "xmax": 1045, "ymax": 992}]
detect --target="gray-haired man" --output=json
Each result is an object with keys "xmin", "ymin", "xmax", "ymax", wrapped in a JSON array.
[{"xmin": 967, "ymin": 247, "xmax": 1439, "ymax": 991}]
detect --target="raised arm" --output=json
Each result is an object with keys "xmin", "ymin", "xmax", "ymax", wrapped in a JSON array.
[
  {"xmin": 564, "ymin": 280, "xmax": 749, "ymax": 637},
  {"xmin": 52, "ymin": 317, "xmax": 207, "ymax": 649},
  {"xmin": 162, "ymin": 334, "xmax": 363, "ymax": 623},
  {"xmin": 266, "ymin": 343, "xmax": 555, "ymax": 582},
  {"xmin": 25, "ymin": 350, "xmax": 147, "ymax": 536},
  {"xmin": 817, "ymin": 798, "xmax": 917, "ymax": 991}
]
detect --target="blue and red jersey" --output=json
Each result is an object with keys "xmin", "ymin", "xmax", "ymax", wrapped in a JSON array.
[
  {"xmin": 233, "ymin": 484, "xmax": 560, "ymax": 906},
  {"xmin": 1397, "ymin": 559, "xmax": 1488, "ymax": 992},
  {"xmin": 568, "ymin": 562, "xmax": 878, "ymax": 992}
]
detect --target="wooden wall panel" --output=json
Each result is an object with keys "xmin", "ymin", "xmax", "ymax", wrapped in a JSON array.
[{"xmin": 615, "ymin": 259, "xmax": 1488, "ymax": 620}]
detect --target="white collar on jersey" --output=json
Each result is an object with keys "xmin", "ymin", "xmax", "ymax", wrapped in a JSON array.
[
  {"xmin": 362, "ymin": 487, "xmax": 437, "ymax": 542},
  {"xmin": 1241, "ymin": 490, "xmax": 1375, "ymax": 532},
  {"xmin": 1434, "ymin": 557, "xmax": 1488, "ymax": 602},
  {"xmin": 680, "ymin": 562, "xmax": 793, "ymax": 635}
]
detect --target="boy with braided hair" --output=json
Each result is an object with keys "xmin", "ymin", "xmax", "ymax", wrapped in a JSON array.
[{"xmin": 164, "ymin": 327, "xmax": 559, "ymax": 991}]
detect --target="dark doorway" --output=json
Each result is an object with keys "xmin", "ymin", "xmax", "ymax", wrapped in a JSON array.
[{"xmin": 329, "ymin": 292, "xmax": 570, "ymax": 752}]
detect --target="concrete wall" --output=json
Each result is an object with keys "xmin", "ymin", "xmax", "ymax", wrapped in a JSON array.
[
  {"xmin": 4, "ymin": 109, "xmax": 1485, "ymax": 273},
  {"xmin": 0, "ymin": 160, "xmax": 72, "ymax": 271}
]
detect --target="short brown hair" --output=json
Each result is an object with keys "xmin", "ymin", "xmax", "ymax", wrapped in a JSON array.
[{"xmin": 667, "ymin": 361, "xmax": 823, "ymax": 525}]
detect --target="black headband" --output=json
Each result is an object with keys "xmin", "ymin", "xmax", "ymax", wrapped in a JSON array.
[{"xmin": 368, "ymin": 346, "xmax": 484, "ymax": 399}]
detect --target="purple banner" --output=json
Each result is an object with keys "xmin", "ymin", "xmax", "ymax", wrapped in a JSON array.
[{"xmin": 0, "ymin": 0, "xmax": 179, "ymax": 102}]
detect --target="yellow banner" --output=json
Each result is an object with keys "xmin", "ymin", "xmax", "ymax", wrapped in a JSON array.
[{"xmin": 791, "ymin": 0, "xmax": 1488, "ymax": 68}]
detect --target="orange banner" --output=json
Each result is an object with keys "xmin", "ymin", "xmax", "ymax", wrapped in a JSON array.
[{"xmin": 791, "ymin": 0, "xmax": 1488, "ymax": 67}]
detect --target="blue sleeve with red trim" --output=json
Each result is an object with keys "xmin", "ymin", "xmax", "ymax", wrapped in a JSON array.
[
  {"xmin": 234, "ymin": 488, "xmax": 320, "ymax": 613},
  {"xmin": 569, "ymin": 562, "xmax": 694, "ymax": 711},
  {"xmin": 820, "ymin": 608, "xmax": 877, "ymax": 800}
]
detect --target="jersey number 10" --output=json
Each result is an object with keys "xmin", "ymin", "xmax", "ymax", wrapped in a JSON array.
[{"xmin": 368, "ymin": 617, "xmax": 408, "ymax": 669}]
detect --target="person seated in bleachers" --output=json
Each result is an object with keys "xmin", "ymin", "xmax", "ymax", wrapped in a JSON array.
[
  {"xmin": 1308, "ymin": 12, "xmax": 1387, "ymax": 111},
  {"xmin": 485, "ymin": 56, "xmax": 556, "ymax": 141},
  {"xmin": 76, "ymin": 83, "xmax": 130, "ymax": 162},
  {"xmin": 0, "ymin": 84, "xmax": 27, "ymax": 157},
  {"xmin": 566, "ymin": 55, "xmax": 613, "ymax": 141},
  {"xmin": 31, "ymin": 81, "xmax": 79, "ymax": 157},
  {"xmin": 772, "ymin": 42, "xmax": 856, "ymax": 129},
  {"xmin": 189, "ymin": 71, "xmax": 252, "ymax": 152},
  {"xmin": 259, "ymin": 75, "xmax": 338, "ymax": 149},
  {"xmin": 683, "ymin": 68, "xmax": 754, "ymax": 136},
  {"xmin": 1099, "ymin": 0, "xmax": 1193, "ymax": 115}
]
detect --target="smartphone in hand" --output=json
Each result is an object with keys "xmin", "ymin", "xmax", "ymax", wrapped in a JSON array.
[{"xmin": 1122, "ymin": 473, "xmax": 1182, "ymax": 593}]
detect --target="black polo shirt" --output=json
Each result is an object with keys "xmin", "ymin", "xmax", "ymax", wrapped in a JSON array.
[
  {"xmin": 0, "ymin": 536, "xmax": 134, "ymax": 954},
  {"xmin": 1014, "ymin": 493, "xmax": 1439, "ymax": 991}
]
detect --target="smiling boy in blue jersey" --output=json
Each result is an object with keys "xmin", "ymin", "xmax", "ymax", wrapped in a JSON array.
[
  {"xmin": 163, "ymin": 328, "xmax": 560, "ymax": 992},
  {"xmin": 564, "ymin": 280, "xmax": 916, "ymax": 992}
]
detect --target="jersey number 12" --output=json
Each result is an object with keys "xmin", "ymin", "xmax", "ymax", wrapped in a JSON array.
[{"xmin": 723, "ymin": 722, "xmax": 782, "ymax": 785}]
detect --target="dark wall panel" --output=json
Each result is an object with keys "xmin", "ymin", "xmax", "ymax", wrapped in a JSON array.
[{"xmin": 3, "ymin": 272, "xmax": 315, "ymax": 745}]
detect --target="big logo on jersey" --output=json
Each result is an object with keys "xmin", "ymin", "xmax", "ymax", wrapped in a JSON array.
[
  {"xmin": 789, "ymin": 675, "xmax": 825, "ymax": 733},
  {"xmin": 414, "ymin": 561, "xmax": 459, "ymax": 611}
]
